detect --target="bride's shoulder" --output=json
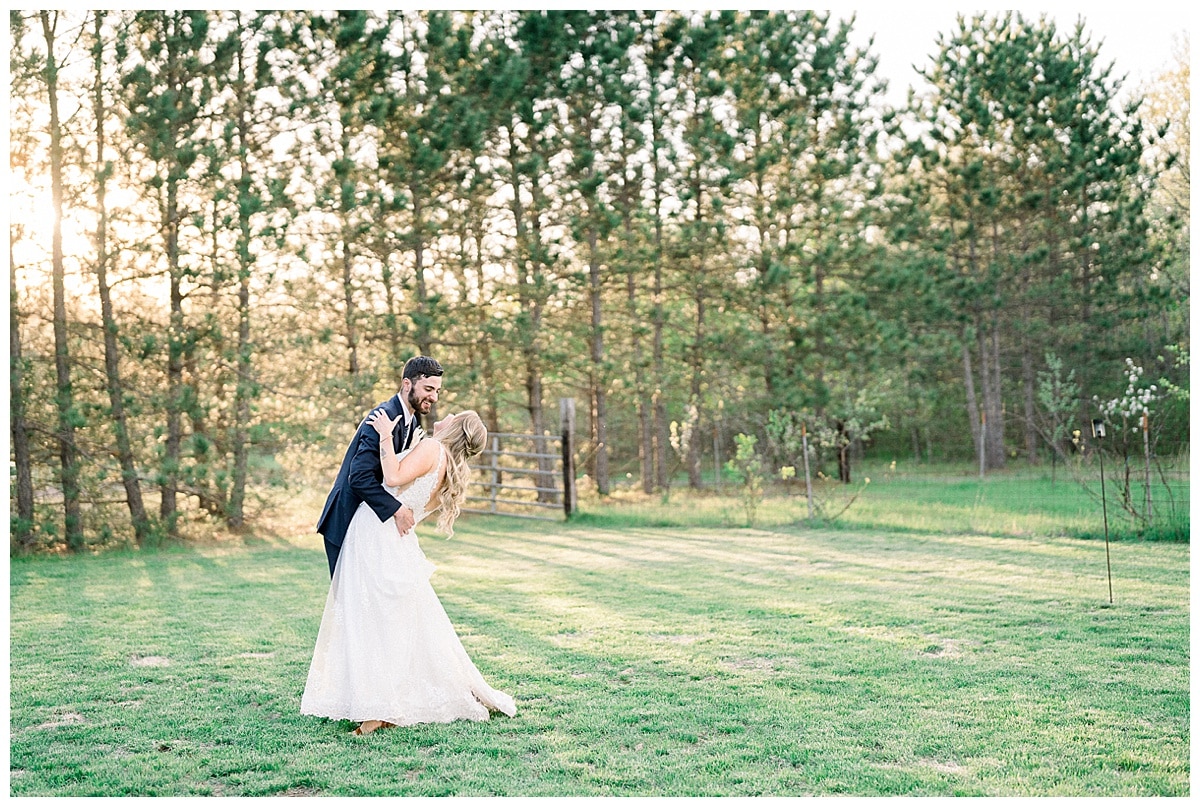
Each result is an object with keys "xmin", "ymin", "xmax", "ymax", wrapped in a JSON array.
[
  {"xmin": 408, "ymin": 437, "xmax": 445, "ymax": 468},
  {"xmin": 425, "ymin": 438, "xmax": 449, "ymax": 465}
]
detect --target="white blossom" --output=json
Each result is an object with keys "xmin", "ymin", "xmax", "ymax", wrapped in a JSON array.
[{"xmin": 1099, "ymin": 358, "xmax": 1160, "ymax": 431}]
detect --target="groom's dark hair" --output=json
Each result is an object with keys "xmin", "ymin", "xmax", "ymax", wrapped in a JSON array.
[{"xmin": 403, "ymin": 356, "xmax": 443, "ymax": 382}]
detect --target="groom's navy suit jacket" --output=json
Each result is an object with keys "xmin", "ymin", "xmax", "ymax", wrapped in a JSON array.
[{"xmin": 317, "ymin": 394, "xmax": 412, "ymax": 575}]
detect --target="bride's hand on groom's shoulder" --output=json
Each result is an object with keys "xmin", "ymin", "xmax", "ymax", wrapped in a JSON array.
[{"xmin": 366, "ymin": 408, "xmax": 400, "ymax": 439}]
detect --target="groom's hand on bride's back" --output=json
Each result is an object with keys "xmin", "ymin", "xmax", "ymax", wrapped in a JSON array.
[{"xmin": 394, "ymin": 505, "xmax": 416, "ymax": 534}]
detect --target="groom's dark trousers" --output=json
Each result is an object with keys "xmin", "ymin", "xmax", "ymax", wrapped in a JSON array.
[{"xmin": 317, "ymin": 394, "xmax": 412, "ymax": 577}]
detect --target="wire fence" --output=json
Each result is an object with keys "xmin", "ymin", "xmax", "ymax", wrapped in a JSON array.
[{"xmin": 562, "ymin": 442, "xmax": 1190, "ymax": 540}]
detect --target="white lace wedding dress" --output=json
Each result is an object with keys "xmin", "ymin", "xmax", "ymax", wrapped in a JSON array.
[{"xmin": 301, "ymin": 444, "xmax": 516, "ymax": 726}]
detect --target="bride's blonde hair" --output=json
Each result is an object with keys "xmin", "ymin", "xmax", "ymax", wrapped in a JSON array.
[{"xmin": 432, "ymin": 410, "xmax": 487, "ymax": 536}]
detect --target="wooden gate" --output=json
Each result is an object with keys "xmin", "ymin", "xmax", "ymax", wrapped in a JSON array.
[{"xmin": 464, "ymin": 399, "xmax": 578, "ymax": 521}]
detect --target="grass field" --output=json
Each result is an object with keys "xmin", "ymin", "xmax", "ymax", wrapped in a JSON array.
[
  {"xmin": 8, "ymin": 483, "xmax": 1190, "ymax": 796},
  {"xmin": 582, "ymin": 458, "xmax": 1190, "ymax": 540}
]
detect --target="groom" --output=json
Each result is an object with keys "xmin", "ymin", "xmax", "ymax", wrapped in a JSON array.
[{"xmin": 316, "ymin": 356, "xmax": 444, "ymax": 577}]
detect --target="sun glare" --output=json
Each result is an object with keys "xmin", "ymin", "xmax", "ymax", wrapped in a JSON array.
[{"xmin": 9, "ymin": 171, "xmax": 106, "ymax": 304}]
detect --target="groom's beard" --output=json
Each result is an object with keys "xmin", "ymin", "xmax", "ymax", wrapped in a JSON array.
[{"xmin": 407, "ymin": 390, "xmax": 433, "ymax": 418}]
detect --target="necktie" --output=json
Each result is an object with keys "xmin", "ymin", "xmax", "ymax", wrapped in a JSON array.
[{"xmin": 402, "ymin": 417, "xmax": 415, "ymax": 451}]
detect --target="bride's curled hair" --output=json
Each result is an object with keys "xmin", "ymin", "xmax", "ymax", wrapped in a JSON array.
[{"xmin": 433, "ymin": 410, "xmax": 487, "ymax": 537}]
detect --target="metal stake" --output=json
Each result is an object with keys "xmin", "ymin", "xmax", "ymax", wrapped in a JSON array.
[{"xmin": 1093, "ymin": 419, "xmax": 1113, "ymax": 604}]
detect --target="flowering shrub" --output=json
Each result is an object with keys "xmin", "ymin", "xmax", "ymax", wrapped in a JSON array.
[
  {"xmin": 659, "ymin": 403, "xmax": 699, "ymax": 501},
  {"xmin": 1088, "ymin": 352, "xmax": 1188, "ymax": 531},
  {"xmin": 1096, "ymin": 358, "xmax": 1159, "ymax": 430}
]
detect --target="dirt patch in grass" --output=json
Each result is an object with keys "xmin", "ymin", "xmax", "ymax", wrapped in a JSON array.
[
  {"xmin": 130, "ymin": 655, "xmax": 171, "ymax": 667},
  {"xmin": 648, "ymin": 633, "xmax": 704, "ymax": 644},
  {"xmin": 920, "ymin": 758, "xmax": 966, "ymax": 774},
  {"xmin": 37, "ymin": 711, "xmax": 85, "ymax": 729},
  {"xmin": 549, "ymin": 630, "xmax": 593, "ymax": 645},
  {"xmin": 918, "ymin": 638, "xmax": 964, "ymax": 658},
  {"xmin": 719, "ymin": 656, "xmax": 790, "ymax": 671}
]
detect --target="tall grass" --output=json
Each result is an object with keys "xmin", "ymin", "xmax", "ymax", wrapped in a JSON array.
[{"xmin": 8, "ymin": 486, "xmax": 1189, "ymax": 796}]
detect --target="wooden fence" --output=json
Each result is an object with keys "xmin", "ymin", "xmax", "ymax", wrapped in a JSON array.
[{"xmin": 463, "ymin": 398, "xmax": 578, "ymax": 521}]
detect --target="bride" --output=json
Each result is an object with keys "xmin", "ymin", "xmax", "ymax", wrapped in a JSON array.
[{"xmin": 300, "ymin": 408, "xmax": 516, "ymax": 735}]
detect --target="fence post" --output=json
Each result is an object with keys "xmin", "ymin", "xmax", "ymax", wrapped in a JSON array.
[
  {"xmin": 713, "ymin": 423, "xmax": 721, "ymax": 491},
  {"xmin": 560, "ymin": 397, "xmax": 577, "ymax": 518},
  {"xmin": 979, "ymin": 411, "xmax": 986, "ymax": 479},
  {"xmin": 1142, "ymin": 412, "xmax": 1152, "ymax": 522},
  {"xmin": 488, "ymin": 434, "xmax": 500, "ymax": 514},
  {"xmin": 801, "ymin": 422, "xmax": 814, "ymax": 520}
]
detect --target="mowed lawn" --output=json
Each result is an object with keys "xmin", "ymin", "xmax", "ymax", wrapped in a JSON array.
[{"xmin": 9, "ymin": 500, "xmax": 1189, "ymax": 796}]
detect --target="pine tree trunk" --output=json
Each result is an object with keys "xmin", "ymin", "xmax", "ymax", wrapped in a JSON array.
[
  {"xmin": 975, "ymin": 324, "xmax": 995, "ymax": 472},
  {"xmin": 41, "ymin": 11, "xmax": 83, "ymax": 550},
  {"xmin": 1021, "ymin": 343, "xmax": 1038, "ymax": 464},
  {"xmin": 588, "ymin": 228, "xmax": 609, "ymax": 495},
  {"xmin": 625, "ymin": 230, "xmax": 653, "ymax": 495},
  {"xmin": 338, "ymin": 125, "xmax": 360, "ymax": 392},
  {"xmin": 609, "ymin": 127, "xmax": 653, "ymax": 494},
  {"xmin": 1142, "ymin": 413, "xmax": 1153, "ymax": 522},
  {"xmin": 229, "ymin": 267, "xmax": 251, "ymax": 527},
  {"xmin": 185, "ymin": 362, "xmax": 225, "ymax": 519},
  {"xmin": 525, "ymin": 361, "xmax": 555, "ymax": 503},
  {"xmin": 411, "ymin": 185, "xmax": 433, "ymax": 358},
  {"xmin": 93, "ymin": 12, "xmax": 150, "ymax": 544},
  {"xmin": 650, "ymin": 110, "xmax": 669, "ymax": 492},
  {"xmin": 654, "ymin": 356, "xmax": 669, "ymax": 490},
  {"xmin": 687, "ymin": 294, "xmax": 705, "ymax": 489},
  {"xmin": 10, "ymin": 244, "xmax": 35, "ymax": 552},
  {"xmin": 228, "ymin": 16, "xmax": 253, "ymax": 529},
  {"xmin": 685, "ymin": 170, "xmax": 707, "ymax": 491},
  {"xmin": 754, "ymin": 150, "xmax": 776, "ymax": 399},
  {"xmin": 837, "ymin": 420, "xmax": 852, "ymax": 484},
  {"xmin": 974, "ymin": 324, "xmax": 1003, "ymax": 470},
  {"xmin": 378, "ymin": 186, "xmax": 404, "ymax": 390},
  {"xmin": 987, "ymin": 319, "xmax": 1005, "ymax": 469},
  {"xmin": 507, "ymin": 131, "xmax": 556, "ymax": 503},
  {"xmin": 528, "ymin": 224, "xmax": 556, "ymax": 502},
  {"xmin": 462, "ymin": 196, "xmax": 500, "ymax": 461},
  {"xmin": 191, "ymin": 144, "xmax": 222, "ymax": 517},
  {"xmin": 962, "ymin": 328, "xmax": 982, "ymax": 469},
  {"xmin": 161, "ymin": 21, "xmax": 185, "ymax": 533}
]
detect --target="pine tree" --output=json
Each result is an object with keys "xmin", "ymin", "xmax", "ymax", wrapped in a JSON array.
[
  {"xmin": 39, "ymin": 11, "xmax": 84, "ymax": 548},
  {"xmin": 673, "ymin": 12, "xmax": 738, "ymax": 488},
  {"xmin": 640, "ymin": 13, "xmax": 688, "ymax": 491},
  {"xmin": 90, "ymin": 10, "xmax": 152, "ymax": 544},
  {"xmin": 611, "ymin": 12, "xmax": 660, "ymax": 494},
  {"xmin": 437, "ymin": 11, "xmax": 508, "ymax": 435},
  {"xmin": 904, "ymin": 12, "xmax": 1157, "ymax": 472},
  {"xmin": 218, "ymin": 11, "xmax": 284, "ymax": 527},
  {"xmin": 374, "ymin": 10, "xmax": 477, "ymax": 415},
  {"xmin": 123, "ymin": 10, "xmax": 216, "ymax": 533},
  {"xmin": 287, "ymin": 11, "xmax": 394, "ymax": 412},
  {"xmin": 558, "ymin": 11, "xmax": 640, "ymax": 495},
  {"xmin": 9, "ymin": 11, "xmax": 38, "ymax": 551},
  {"xmin": 485, "ymin": 11, "xmax": 576, "ymax": 500},
  {"xmin": 725, "ymin": 11, "xmax": 886, "ymax": 482}
]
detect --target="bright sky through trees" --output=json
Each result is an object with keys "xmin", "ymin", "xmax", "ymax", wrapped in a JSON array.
[{"xmin": 839, "ymin": 3, "xmax": 1187, "ymax": 107}]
